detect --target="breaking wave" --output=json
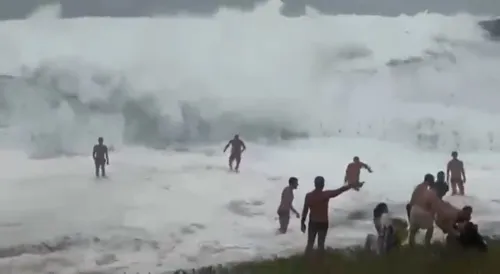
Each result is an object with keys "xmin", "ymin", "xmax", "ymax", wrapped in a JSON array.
[
  {"xmin": 0, "ymin": 61, "xmax": 308, "ymax": 158},
  {"xmin": 1, "ymin": 2, "xmax": 500, "ymax": 158}
]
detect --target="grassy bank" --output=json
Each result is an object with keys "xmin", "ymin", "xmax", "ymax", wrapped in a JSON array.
[{"xmin": 173, "ymin": 238, "xmax": 499, "ymax": 274}]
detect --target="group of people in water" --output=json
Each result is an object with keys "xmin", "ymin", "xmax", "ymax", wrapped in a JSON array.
[
  {"xmin": 92, "ymin": 134, "xmax": 245, "ymax": 178},
  {"xmin": 274, "ymin": 148, "xmax": 488, "ymax": 255},
  {"xmin": 93, "ymin": 133, "xmax": 486, "ymax": 254}
]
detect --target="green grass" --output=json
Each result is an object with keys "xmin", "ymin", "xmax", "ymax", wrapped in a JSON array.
[{"xmin": 174, "ymin": 238, "xmax": 499, "ymax": 274}]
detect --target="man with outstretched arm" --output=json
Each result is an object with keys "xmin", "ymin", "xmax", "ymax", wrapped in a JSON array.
[
  {"xmin": 223, "ymin": 134, "xmax": 246, "ymax": 172},
  {"xmin": 447, "ymin": 151, "xmax": 466, "ymax": 196},
  {"xmin": 301, "ymin": 176, "xmax": 364, "ymax": 255},
  {"xmin": 277, "ymin": 177, "xmax": 300, "ymax": 234},
  {"xmin": 344, "ymin": 156, "xmax": 372, "ymax": 190},
  {"xmin": 93, "ymin": 137, "xmax": 109, "ymax": 177}
]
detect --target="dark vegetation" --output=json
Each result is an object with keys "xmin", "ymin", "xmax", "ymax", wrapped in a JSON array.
[{"xmin": 173, "ymin": 237, "xmax": 499, "ymax": 274}]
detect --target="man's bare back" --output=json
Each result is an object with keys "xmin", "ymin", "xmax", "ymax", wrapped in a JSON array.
[
  {"xmin": 223, "ymin": 134, "xmax": 246, "ymax": 172},
  {"xmin": 434, "ymin": 201, "xmax": 471, "ymax": 236},
  {"xmin": 93, "ymin": 144, "xmax": 108, "ymax": 161},
  {"xmin": 408, "ymin": 174, "xmax": 437, "ymax": 246},
  {"xmin": 301, "ymin": 176, "xmax": 363, "ymax": 254},
  {"xmin": 447, "ymin": 151, "xmax": 466, "ymax": 196},
  {"xmin": 410, "ymin": 182, "xmax": 434, "ymax": 211},
  {"xmin": 92, "ymin": 137, "xmax": 109, "ymax": 177}
]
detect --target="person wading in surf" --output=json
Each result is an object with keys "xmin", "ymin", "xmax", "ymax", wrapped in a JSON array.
[
  {"xmin": 301, "ymin": 176, "xmax": 363, "ymax": 256},
  {"xmin": 432, "ymin": 171, "xmax": 449, "ymax": 199},
  {"xmin": 93, "ymin": 137, "xmax": 109, "ymax": 177},
  {"xmin": 277, "ymin": 177, "xmax": 300, "ymax": 234},
  {"xmin": 447, "ymin": 151, "xmax": 466, "ymax": 196},
  {"xmin": 223, "ymin": 134, "xmax": 246, "ymax": 172},
  {"xmin": 344, "ymin": 156, "xmax": 372, "ymax": 190}
]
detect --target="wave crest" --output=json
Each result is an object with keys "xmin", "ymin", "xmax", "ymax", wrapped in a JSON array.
[
  {"xmin": 0, "ymin": 61, "xmax": 308, "ymax": 157},
  {"xmin": 1, "ymin": 11, "xmax": 500, "ymax": 156}
]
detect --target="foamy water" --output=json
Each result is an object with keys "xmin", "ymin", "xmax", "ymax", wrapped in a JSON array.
[
  {"xmin": 0, "ymin": 1, "xmax": 500, "ymax": 273},
  {"xmin": 1, "ymin": 140, "xmax": 500, "ymax": 273}
]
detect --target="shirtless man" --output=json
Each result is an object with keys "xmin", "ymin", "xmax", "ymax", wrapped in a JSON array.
[
  {"xmin": 277, "ymin": 177, "xmax": 300, "ymax": 234},
  {"xmin": 344, "ymin": 156, "xmax": 372, "ymax": 190},
  {"xmin": 435, "ymin": 202, "xmax": 472, "ymax": 237},
  {"xmin": 407, "ymin": 174, "xmax": 436, "ymax": 247},
  {"xmin": 92, "ymin": 137, "xmax": 109, "ymax": 177},
  {"xmin": 435, "ymin": 203, "xmax": 487, "ymax": 250},
  {"xmin": 447, "ymin": 151, "xmax": 466, "ymax": 196},
  {"xmin": 223, "ymin": 134, "xmax": 246, "ymax": 172},
  {"xmin": 301, "ymin": 176, "xmax": 364, "ymax": 255}
]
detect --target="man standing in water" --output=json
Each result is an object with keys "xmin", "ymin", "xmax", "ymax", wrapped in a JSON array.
[
  {"xmin": 277, "ymin": 177, "xmax": 300, "ymax": 234},
  {"xmin": 344, "ymin": 156, "xmax": 372, "ymax": 190},
  {"xmin": 407, "ymin": 174, "xmax": 436, "ymax": 247},
  {"xmin": 223, "ymin": 134, "xmax": 246, "ymax": 172},
  {"xmin": 301, "ymin": 176, "xmax": 363, "ymax": 255},
  {"xmin": 93, "ymin": 137, "xmax": 109, "ymax": 177},
  {"xmin": 432, "ymin": 171, "xmax": 449, "ymax": 199},
  {"xmin": 447, "ymin": 151, "xmax": 466, "ymax": 196}
]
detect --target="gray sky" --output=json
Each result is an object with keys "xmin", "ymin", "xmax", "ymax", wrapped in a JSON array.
[{"xmin": 0, "ymin": 0, "xmax": 499, "ymax": 20}]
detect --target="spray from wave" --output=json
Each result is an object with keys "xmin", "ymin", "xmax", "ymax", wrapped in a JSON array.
[
  {"xmin": 0, "ymin": 1, "xmax": 499, "ymax": 159},
  {"xmin": 0, "ymin": 60, "xmax": 306, "ymax": 159}
]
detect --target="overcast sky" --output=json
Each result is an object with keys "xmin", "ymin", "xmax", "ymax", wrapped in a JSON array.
[{"xmin": 0, "ymin": 0, "xmax": 499, "ymax": 20}]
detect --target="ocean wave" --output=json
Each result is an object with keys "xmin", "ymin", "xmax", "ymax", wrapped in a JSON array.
[
  {"xmin": 0, "ymin": 62, "xmax": 309, "ymax": 157},
  {"xmin": 0, "ymin": 2, "xmax": 499, "ymax": 157}
]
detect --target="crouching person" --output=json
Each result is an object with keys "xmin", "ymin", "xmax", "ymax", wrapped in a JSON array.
[
  {"xmin": 365, "ymin": 203, "xmax": 407, "ymax": 254},
  {"xmin": 448, "ymin": 221, "xmax": 488, "ymax": 252},
  {"xmin": 441, "ymin": 206, "xmax": 488, "ymax": 252}
]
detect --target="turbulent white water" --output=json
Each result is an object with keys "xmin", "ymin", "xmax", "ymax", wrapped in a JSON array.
[
  {"xmin": 1, "ymin": 2, "xmax": 500, "ymax": 274},
  {"xmin": 0, "ymin": 2, "xmax": 499, "ymax": 158}
]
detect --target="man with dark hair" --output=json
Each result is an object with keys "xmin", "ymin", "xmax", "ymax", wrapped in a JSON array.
[
  {"xmin": 93, "ymin": 137, "xmax": 109, "ymax": 177},
  {"xmin": 447, "ymin": 151, "xmax": 466, "ymax": 195},
  {"xmin": 301, "ymin": 176, "xmax": 363, "ymax": 255},
  {"xmin": 223, "ymin": 134, "xmax": 246, "ymax": 172},
  {"xmin": 440, "ymin": 205, "xmax": 488, "ymax": 252},
  {"xmin": 431, "ymin": 171, "xmax": 449, "ymax": 199},
  {"xmin": 277, "ymin": 177, "xmax": 300, "ymax": 234},
  {"xmin": 453, "ymin": 220, "xmax": 488, "ymax": 252},
  {"xmin": 365, "ymin": 203, "xmax": 407, "ymax": 254},
  {"xmin": 344, "ymin": 156, "xmax": 372, "ymax": 190},
  {"xmin": 407, "ymin": 173, "xmax": 436, "ymax": 247}
]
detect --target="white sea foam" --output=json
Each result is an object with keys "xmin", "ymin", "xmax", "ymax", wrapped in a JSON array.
[{"xmin": 0, "ymin": 1, "xmax": 500, "ymax": 273}]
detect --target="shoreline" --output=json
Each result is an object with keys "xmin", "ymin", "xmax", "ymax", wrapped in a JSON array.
[{"xmin": 172, "ymin": 237, "xmax": 498, "ymax": 274}]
